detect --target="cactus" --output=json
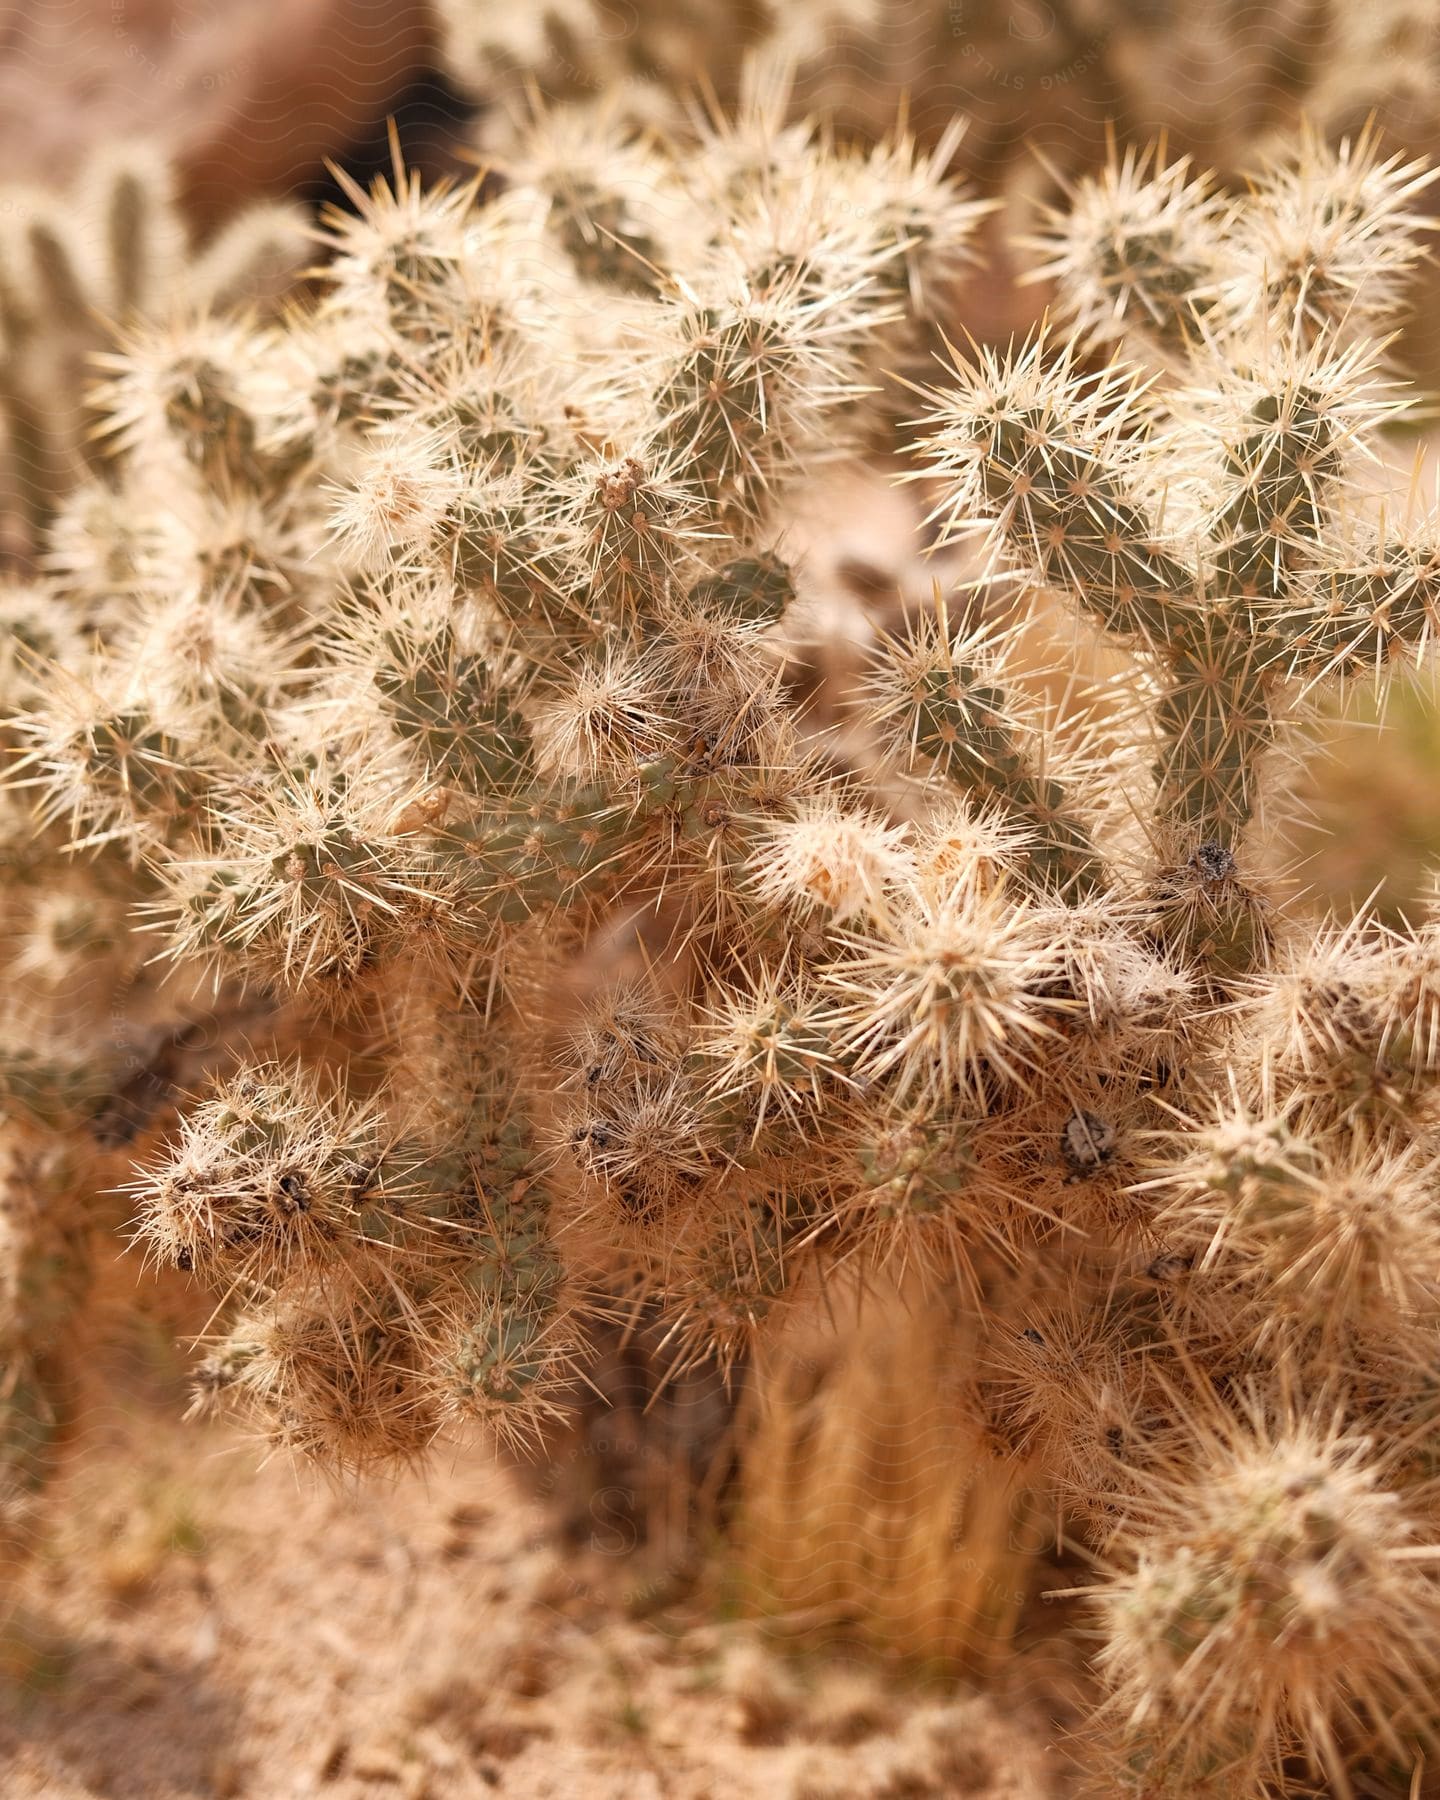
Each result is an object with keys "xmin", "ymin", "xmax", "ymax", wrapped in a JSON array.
[{"xmin": 6, "ymin": 85, "xmax": 1440, "ymax": 1796}]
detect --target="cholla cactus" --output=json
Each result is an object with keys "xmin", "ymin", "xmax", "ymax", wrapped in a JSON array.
[{"xmin": 7, "ymin": 88, "xmax": 1440, "ymax": 1795}]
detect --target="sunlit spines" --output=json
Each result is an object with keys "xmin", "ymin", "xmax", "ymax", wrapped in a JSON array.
[
  {"xmin": 1031, "ymin": 145, "xmax": 1224, "ymax": 360},
  {"xmin": 13, "ymin": 86, "xmax": 1440, "ymax": 1797},
  {"xmin": 0, "ymin": 142, "xmax": 306, "ymax": 556},
  {"xmin": 1147, "ymin": 601, "xmax": 1279, "ymax": 846},
  {"xmin": 1220, "ymin": 123, "xmax": 1439, "ymax": 347},
  {"xmin": 843, "ymin": 118, "xmax": 992, "ymax": 323},
  {"xmin": 40, "ymin": 481, "xmax": 159, "ymax": 623},
  {"xmin": 327, "ymin": 420, "xmax": 469, "ymax": 573},
  {"xmin": 1148, "ymin": 1091, "xmax": 1440, "ymax": 1364},
  {"xmin": 908, "ymin": 331, "xmax": 1198, "ymax": 650},
  {"xmin": 1024, "ymin": 898, "xmax": 1195, "ymax": 1081},
  {"xmin": 1085, "ymin": 1396, "xmax": 1440, "ymax": 1797},
  {"xmin": 363, "ymin": 603, "xmax": 535, "ymax": 795},
  {"xmin": 495, "ymin": 99, "xmax": 684, "ymax": 293},
  {"xmin": 1261, "ymin": 532, "xmax": 1440, "ymax": 681},
  {"xmin": 109, "ymin": 589, "xmax": 309, "ymax": 754},
  {"xmin": 821, "ymin": 884, "xmax": 1064, "ymax": 1104},
  {"xmin": 317, "ymin": 160, "xmax": 484, "ymax": 348},
  {"xmin": 645, "ymin": 573, "xmax": 800, "ymax": 777},
  {"xmin": 530, "ymin": 649, "xmax": 668, "ymax": 786},
  {"xmin": 90, "ymin": 314, "xmax": 281, "ymax": 492},
  {"xmin": 860, "ymin": 600, "xmax": 1107, "ymax": 894},
  {"xmin": 427, "ymin": 1296, "xmax": 582, "ymax": 1457},
  {"xmin": 1193, "ymin": 332, "xmax": 1400, "ymax": 603},
  {"xmin": 9, "ymin": 658, "xmax": 219, "ymax": 859},
  {"xmin": 1238, "ymin": 914, "xmax": 1440, "ymax": 1120},
  {"xmin": 909, "ymin": 795, "xmax": 1038, "ymax": 903},
  {"xmin": 547, "ymin": 435, "xmax": 720, "ymax": 621},
  {"xmin": 748, "ymin": 796, "xmax": 913, "ymax": 928},
  {"xmin": 651, "ymin": 246, "xmax": 893, "ymax": 520}
]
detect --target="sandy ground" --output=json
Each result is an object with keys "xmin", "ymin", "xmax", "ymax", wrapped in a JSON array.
[{"xmin": 1, "ymin": 1383, "xmax": 1076, "ymax": 1800}]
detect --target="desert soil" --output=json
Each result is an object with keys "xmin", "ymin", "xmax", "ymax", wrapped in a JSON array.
[{"xmin": 1, "ymin": 1381, "xmax": 1076, "ymax": 1800}]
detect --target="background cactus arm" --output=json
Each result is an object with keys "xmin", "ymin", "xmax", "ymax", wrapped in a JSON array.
[
  {"xmin": 1030, "ymin": 146, "xmax": 1225, "ymax": 360},
  {"xmin": 1261, "ymin": 539, "xmax": 1440, "ymax": 679},
  {"xmin": 861, "ymin": 604, "xmax": 1108, "ymax": 896}
]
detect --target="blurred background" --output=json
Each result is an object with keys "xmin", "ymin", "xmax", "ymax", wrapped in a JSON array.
[{"xmin": 7, "ymin": 5, "xmax": 1440, "ymax": 1796}]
